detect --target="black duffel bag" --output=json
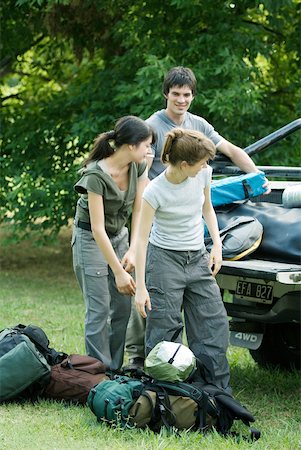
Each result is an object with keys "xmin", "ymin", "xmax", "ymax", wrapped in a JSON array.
[{"xmin": 214, "ymin": 200, "xmax": 301, "ymax": 264}]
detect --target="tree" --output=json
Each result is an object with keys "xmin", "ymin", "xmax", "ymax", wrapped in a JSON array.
[{"xmin": 1, "ymin": 0, "xmax": 300, "ymax": 239}]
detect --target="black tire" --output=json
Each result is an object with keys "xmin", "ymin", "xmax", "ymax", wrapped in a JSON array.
[{"xmin": 249, "ymin": 323, "xmax": 301, "ymax": 371}]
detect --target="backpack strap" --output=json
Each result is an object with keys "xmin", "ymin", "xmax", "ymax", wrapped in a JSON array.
[
  {"xmin": 147, "ymin": 380, "xmax": 210, "ymax": 433},
  {"xmin": 143, "ymin": 385, "xmax": 177, "ymax": 433},
  {"xmin": 179, "ymin": 383, "xmax": 209, "ymax": 432},
  {"xmin": 138, "ymin": 390, "xmax": 162, "ymax": 433},
  {"xmin": 169, "ymin": 326, "xmax": 183, "ymax": 342},
  {"xmin": 13, "ymin": 324, "xmax": 49, "ymax": 350},
  {"xmin": 13, "ymin": 324, "xmax": 67, "ymax": 365},
  {"xmin": 242, "ymin": 179, "xmax": 253, "ymax": 198},
  {"xmin": 156, "ymin": 390, "xmax": 176, "ymax": 432}
]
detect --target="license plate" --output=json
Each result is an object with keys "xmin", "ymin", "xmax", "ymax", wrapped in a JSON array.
[{"xmin": 235, "ymin": 280, "xmax": 273, "ymax": 303}]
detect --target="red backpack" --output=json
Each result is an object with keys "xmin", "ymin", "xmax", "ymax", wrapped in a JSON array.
[{"xmin": 43, "ymin": 354, "xmax": 109, "ymax": 404}]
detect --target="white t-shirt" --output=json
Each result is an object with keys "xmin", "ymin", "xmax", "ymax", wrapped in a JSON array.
[{"xmin": 143, "ymin": 166, "xmax": 212, "ymax": 251}]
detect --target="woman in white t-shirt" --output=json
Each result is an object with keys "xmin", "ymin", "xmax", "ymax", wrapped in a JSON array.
[{"xmin": 135, "ymin": 128, "xmax": 231, "ymax": 391}]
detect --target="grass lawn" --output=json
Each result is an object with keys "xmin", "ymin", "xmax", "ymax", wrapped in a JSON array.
[{"xmin": 0, "ymin": 227, "xmax": 300, "ymax": 450}]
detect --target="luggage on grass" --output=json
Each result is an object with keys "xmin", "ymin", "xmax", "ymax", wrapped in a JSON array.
[
  {"xmin": 13, "ymin": 323, "xmax": 67, "ymax": 366},
  {"xmin": 129, "ymin": 378, "xmax": 260, "ymax": 440},
  {"xmin": 43, "ymin": 354, "xmax": 109, "ymax": 404},
  {"xmin": 88, "ymin": 375, "xmax": 145, "ymax": 427},
  {"xmin": 0, "ymin": 327, "xmax": 51, "ymax": 401},
  {"xmin": 87, "ymin": 371, "xmax": 260, "ymax": 440}
]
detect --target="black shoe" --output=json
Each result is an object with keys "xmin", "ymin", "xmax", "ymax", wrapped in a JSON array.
[{"xmin": 128, "ymin": 357, "xmax": 145, "ymax": 369}]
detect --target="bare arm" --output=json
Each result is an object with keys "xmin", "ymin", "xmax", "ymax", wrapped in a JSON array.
[
  {"xmin": 121, "ymin": 176, "xmax": 148, "ymax": 273},
  {"xmin": 202, "ymin": 183, "xmax": 222, "ymax": 277},
  {"xmin": 218, "ymin": 139, "xmax": 271, "ymax": 194},
  {"xmin": 218, "ymin": 139, "xmax": 259, "ymax": 173},
  {"xmin": 135, "ymin": 199, "xmax": 156, "ymax": 318},
  {"xmin": 88, "ymin": 191, "xmax": 136, "ymax": 295}
]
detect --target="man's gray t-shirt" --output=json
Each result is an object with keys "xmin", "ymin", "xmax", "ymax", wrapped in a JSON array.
[
  {"xmin": 143, "ymin": 166, "xmax": 212, "ymax": 251},
  {"xmin": 146, "ymin": 110, "xmax": 223, "ymax": 180}
]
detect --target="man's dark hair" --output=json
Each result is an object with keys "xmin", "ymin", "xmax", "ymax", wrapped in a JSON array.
[{"xmin": 163, "ymin": 67, "xmax": 197, "ymax": 96}]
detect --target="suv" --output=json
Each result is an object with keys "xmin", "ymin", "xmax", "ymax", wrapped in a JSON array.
[{"xmin": 211, "ymin": 119, "xmax": 301, "ymax": 370}]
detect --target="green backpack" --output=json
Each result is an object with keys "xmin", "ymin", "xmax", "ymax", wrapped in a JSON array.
[
  {"xmin": 0, "ymin": 327, "xmax": 51, "ymax": 402},
  {"xmin": 130, "ymin": 378, "xmax": 260, "ymax": 440},
  {"xmin": 87, "ymin": 375, "xmax": 145, "ymax": 427},
  {"xmin": 0, "ymin": 324, "xmax": 67, "ymax": 402},
  {"xmin": 88, "ymin": 372, "xmax": 260, "ymax": 440}
]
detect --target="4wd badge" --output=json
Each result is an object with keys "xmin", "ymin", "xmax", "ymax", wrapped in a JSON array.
[{"xmin": 230, "ymin": 331, "xmax": 263, "ymax": 350}]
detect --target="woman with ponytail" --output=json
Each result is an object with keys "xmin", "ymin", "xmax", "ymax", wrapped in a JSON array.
[
  {"xmin": 72, "ymin": 116, "xmax": 155, "ymax": 369},
  {"xmin": 135, "ymin": 128, "xmax": 231, "ymax": 391}
]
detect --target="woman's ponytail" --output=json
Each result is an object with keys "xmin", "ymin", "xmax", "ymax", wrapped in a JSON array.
[
  {"xmin": 161, "ymin": 128, "xmax": 216, "ymax": 166},
  {"xmin": 82, "ymin": 115, "xmax": 155, "ymax": 167},
  {"xmin": 83, "ymin": 130, "xmax": 116, "ymax": 166},
  {"xmin": 161, "ymin": 129, "xmax": 185, "ymax": 165}
]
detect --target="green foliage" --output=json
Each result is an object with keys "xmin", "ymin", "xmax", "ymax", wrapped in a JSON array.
[{"xmin": 1, "ymin": 0, "xmax": 300, "ymax": 238}]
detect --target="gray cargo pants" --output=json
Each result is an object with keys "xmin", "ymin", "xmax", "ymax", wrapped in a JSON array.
[
  {"xmin": 72, "ymin": 225, "xmax": 131, "ymax": 370},
  {"xmin": 145, "ymin": 243, "xmax": 230, "ymax": 390},
  {"xmin": 125, "ymin": 300, "xmax": 146, "ymax": 360}
]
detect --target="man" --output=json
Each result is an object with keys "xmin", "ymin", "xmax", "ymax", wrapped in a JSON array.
[{"xmin": 125, "ymin": 66, "xmax": 270, "ymax": 369}]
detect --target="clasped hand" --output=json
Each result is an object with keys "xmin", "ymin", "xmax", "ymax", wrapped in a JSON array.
[
  {"xmin": 115, "ymin": 249, "xmax": 136, "ymax": 295},
  {"xmin": 115, "ymin": 270, "xmax": 136, "ymax": 295}
]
